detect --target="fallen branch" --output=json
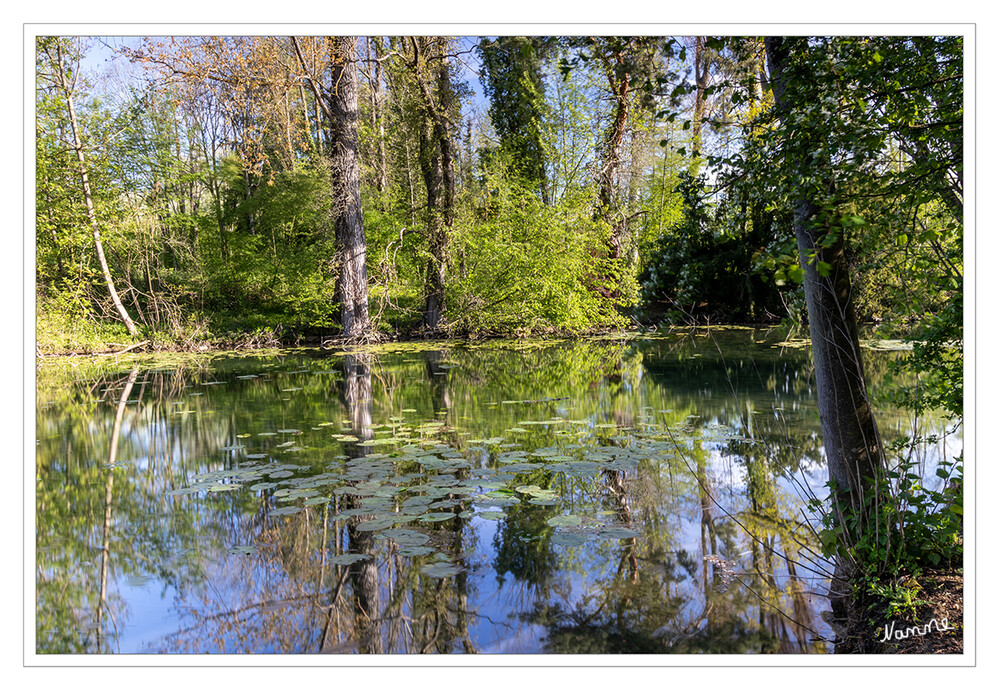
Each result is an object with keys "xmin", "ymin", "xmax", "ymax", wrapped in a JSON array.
[
  {"xmin": 97, "ymin": 340, "xmax": 150, "ymax": 356},
  {"xmin": 43, "ymin": 340, "xmax": 154, "ymax": 358}
]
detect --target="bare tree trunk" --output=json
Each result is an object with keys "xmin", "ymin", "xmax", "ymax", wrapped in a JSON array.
[
  {"xmin": 368, "ymin": 37, "xmax": 389, "ymax": 195},
  {"xmin": 692, "ymin": 36, "xmax": 709, "ymax": 161},
  {"xmin": 419, "ymin": 121, "xmax": 449, "ymax": 331},
  {"xmin": 55, "ymin": 42, "xmax": 139, "ymax": 337},
  {"xmin": 293, "ymin": 35, "xmax": 371, "ymax": 338},
  {"xmin": 339, "ymin": 354, "xmax": 383, "ymax": 653},
  {"xmin": 598, "ymin": 50, "xmax": 630, "ymax": 225},
  {"xmin": 327, "ymin": 37, "xmax": 371, "ymax": 338}
]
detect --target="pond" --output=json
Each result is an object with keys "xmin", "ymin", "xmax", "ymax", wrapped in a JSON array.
[{"xmin": 33, "ymin": 328, "xmax": 961, "ymax": 655}]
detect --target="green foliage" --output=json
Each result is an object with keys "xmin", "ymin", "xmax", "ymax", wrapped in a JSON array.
[
  {"xmin": 36, "ymin": 290, "xmax": 133, "ymax": 353},
  {"xmin": 723, "ymin": 39, "xmax": 964, "ymax": 608},
  {"xmin": 35, "ymin": 35, "xmax": 963, "ymax": 354},
  {"xmin": 810, "ymin": 455, "xmax": 963, "ymax": 612},
  {"xmin": 449, "ymin": 170, "xmax": 628, "ymax": 335},
  {"xmin": 638, "ymin": 172, "xmax": 790, "ymax": 324},
  {"xmin": 201, "ymin": 161, "xmax": 337, "ymax": 330},
  {"xmin": 477, "ymin": 36, "xmax": 552, "ymax": 198}
]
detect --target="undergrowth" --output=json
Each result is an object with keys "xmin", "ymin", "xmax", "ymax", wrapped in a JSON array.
[{"xmin": 810, "ymin": 446, "xmax": 963, "ymax": 631}]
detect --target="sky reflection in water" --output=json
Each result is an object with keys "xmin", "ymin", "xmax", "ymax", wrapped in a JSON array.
[{"xmin": 33, "ymin": 329, "xmax": 961, "ymax": 654}]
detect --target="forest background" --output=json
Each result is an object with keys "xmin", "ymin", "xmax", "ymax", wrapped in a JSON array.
[
  {"xmin": 7, "ymin": 10, "xmax": 984, "ymax": 676},
  {"xmin": 30, "ymin": 22, "xmax": 970, "ymax": 609},
  {"xmin": 31, "ymin": 32, "xmax": 964, "ymax": 357}
]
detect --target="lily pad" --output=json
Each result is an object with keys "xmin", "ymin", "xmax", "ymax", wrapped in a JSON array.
[
  {"xmin": 500, "ymin": 463, "xmax": 543, "ymax": 473},
  {"xmin": 552, "ymin": 533, "xmax": 587, "ymax": 547},
  {"xmin": 546, "ymin": 515, "xmax": 582, "ymax": 528},
  {"xmin": 329, "ymin": 553, "xmax": 372, "ymax": 566},
  {"xmin": 380, "ymin": 528, "xmax": 430, "ymax": 546},
  {"xmin": 420, "ymin": 562, "xmax": 462, "ymax": 578},
  {"xmin": 476, "ymin": 510, "xmax": 506, "ymax": 520},
  {"xmin": 355, "ymin": 517, "xmax": 397, "ymax": 531},
  {"xmin": 418, "ymin": 512, "xmax": 455, "ymax": 523},
  {"xmin": 399, "ymin": 546, "xmax": 434, "ymax": 557},
  {"xmin": 208, "ymin": 483, "xmax": 242, "ymax": 492}
]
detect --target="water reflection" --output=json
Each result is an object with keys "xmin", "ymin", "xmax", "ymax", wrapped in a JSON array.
[{"xmin": 34, "ymin": 329, "xmax": 961, "ymax": 654}]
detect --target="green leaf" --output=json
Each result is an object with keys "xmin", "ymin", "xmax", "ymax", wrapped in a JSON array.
[
  {"xmin": 546, "ymin": 515, "xmax": 582, "ymax": 528},
  {"xmin": 329, "ymin": 553, "xmax": 372, "ymax": 566},
  {"xmin": 420, "ymin": 562, "xmax": 462, "ymax": 578}
]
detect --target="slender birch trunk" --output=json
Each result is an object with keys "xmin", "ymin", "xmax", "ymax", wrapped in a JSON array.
[{"xmin": 55, "ymin": 41, "xmax": 139, "ymax": 337}]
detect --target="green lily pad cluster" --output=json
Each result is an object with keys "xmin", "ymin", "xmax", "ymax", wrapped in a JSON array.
[{"xmin": 165, "ymin": 402, "xmax": 742, "ymax": 578}]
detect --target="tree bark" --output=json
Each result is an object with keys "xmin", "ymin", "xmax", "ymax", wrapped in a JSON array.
[
  {"xmin": 339, "ymin": 354, "xmax": 383, "ymax": 653},
  {"xmin": 691, "ymin": 36, "xmax": 710, "ymax": 167},
  {"xmin": 96, "ymin": 368, "xmax": 139, "ymax": 653},
  {"xmin": 326, "ymin": 37, "xmax": 372, "ymax": 338},
  {"xmin": 367, "ymin": 37, "xmax": 389, "ymax": 195},
  {"xmin": 765, "ymin": 37, "xmax": 885, "ymax": 514},
  {"xmin": 598, "ymin": 47, "xmax": 631, "ymax": 261},
  {"xmin": 410, "ymin": 37, "xmax": 456, "ymax": 332},
  {"xmin": 55, "ymin": 42, "xmax": 139, "ymax": 338},
  {"xmin": 292, "ymin": 37, "xmax": 372, "ymax": 338}
]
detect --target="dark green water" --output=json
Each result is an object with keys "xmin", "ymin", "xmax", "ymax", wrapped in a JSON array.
[{"xmin": 33, "ymin": 328, "xmax": 961, "ymax": 654}]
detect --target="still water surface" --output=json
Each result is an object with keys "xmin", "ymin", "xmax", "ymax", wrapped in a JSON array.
[{"xmin": 34, "ymin": 328, "xmax": 961, "ymax": 654}]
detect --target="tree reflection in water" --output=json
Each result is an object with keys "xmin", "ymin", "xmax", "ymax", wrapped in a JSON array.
[{"xmin": 34, "ymin": 329, "xmax": 959, "ymax": 653}]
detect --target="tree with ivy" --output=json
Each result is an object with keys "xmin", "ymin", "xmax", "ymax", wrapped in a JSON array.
[{"xmin": 477, "ymin": 36, "xmax": 553, "ymax": 203}]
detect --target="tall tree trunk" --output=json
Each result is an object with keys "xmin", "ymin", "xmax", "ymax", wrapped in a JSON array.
[
  {"xmin": 598, "ymin": 49, "xmax": 630, "ymax": 222},
  {"xmin": 691, "ymin": 36, "xmax": 710, "ymax": 169},
  {"xmin": 339, "ymin": 354, "xmax": 383, "ymax": 653},
  {"xmin": 419, "ymin": 121, "xmax": 449, "ymax": 331},
  {"xmin": 96, "ymin": 368, "xmax": 139, "ymax": 653},
  {"xmin": 368, "ymin": 37, "xmax": 389, "ymax": 195},
  {"xmin": 295, "ymin": 36, "xmax": 371, "ymax": 338},
  {"xmin": 327, "ymin": 37, "xmax": 371, "ymax": 338},
  {"xmin": 410, "ymin": 37, "xmax": 455, "ymax": 332},
  {"xmin": 765, "ymin": 37, "xmax": 884, "ymax": 515},
  {"xmin": 55, "ymin": 42, "xmax": 139, "ymax": 337},
  {"xmin": 597, "ymin": 47, "xmax": 631, "ymax": 264}
]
